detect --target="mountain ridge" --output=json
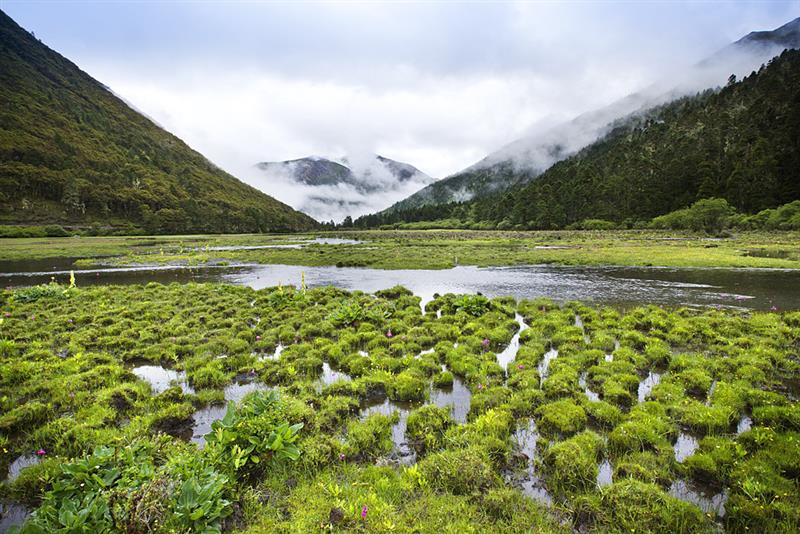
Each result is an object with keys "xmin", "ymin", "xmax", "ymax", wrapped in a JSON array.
[
  {"xmin": 0, "ymin": 9, "xmax": 317, "ymax": 233},
  {"xmin": 380, "ymin": 16, "xmax": 800, "ymax": 216}
]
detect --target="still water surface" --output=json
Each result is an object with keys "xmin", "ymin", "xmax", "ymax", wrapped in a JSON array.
[{"xmin": 2, "ymin": 259, "xmax": 799, "ymax": 310}]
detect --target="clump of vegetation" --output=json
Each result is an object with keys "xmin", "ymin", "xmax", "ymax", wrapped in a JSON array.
[{"xmin": 1, "ymin": 282, "xmax": 798, "ymax": 532}]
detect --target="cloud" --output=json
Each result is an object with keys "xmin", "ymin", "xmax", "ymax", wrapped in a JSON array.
[{"xmin": 6, "ymin": 0, "xmax": 798, "ymax": 220}]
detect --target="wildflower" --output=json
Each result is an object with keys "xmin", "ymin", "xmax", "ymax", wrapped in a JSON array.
[
  {"xmin": 517, "ymin": 364, "xmax": 525, "ymax": 370},
  {"xmin": 361, "ymin": 505, "xmax": 368, "ymax": 519},
  {"xmin": 3, "ymin": 312, "xmax": 10, "ymax": 317},
  {"xmin": 256, "ymin": 335, "xmax": 262, "ymax": 341},
  {"xmin": 477, "ymin": 383, "xmax": 484, "ymax": 390},
  {"xmin": 339, "ymin": 453, "xmax": 346, "ymax": 461},
  {"xmin": 770, "ymin": 305, "xmax": 778, "ymax": 311},
  {"xmin": 386, "ymin": 329, "xmax": 393, "ymax": 338},
  {"xmin": 36, "ymin": 449, "xmax": 46, "ymax": 456},
  {"xmin": 29, "ymin": 315, "xmax": 35, "ymax": 320}
]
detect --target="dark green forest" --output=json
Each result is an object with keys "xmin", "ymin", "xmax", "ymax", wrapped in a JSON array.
[
  {"xmin": 0, "ymin": 11, "xmax": 317, "ymax": 234},
  {"xmin": 357, "ymin": 49, "xmax": 800, "ymax": 230}
]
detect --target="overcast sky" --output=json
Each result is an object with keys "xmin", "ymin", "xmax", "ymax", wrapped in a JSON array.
[{"xmin": 4, "ymin": 1, "xmax": 798, "ymax": 183}]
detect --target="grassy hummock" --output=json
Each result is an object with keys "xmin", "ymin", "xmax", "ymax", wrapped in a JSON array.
[{"xmin": 0, "ymin": 282, "xmax": 798, "ymax": 532}]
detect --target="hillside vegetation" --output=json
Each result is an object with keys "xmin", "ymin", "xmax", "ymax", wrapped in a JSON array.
[
  {"xmin": 0, "ymin": 10, "xmax": 317, "ymax": 233},
  {"xmin": 358, "ymin": 49, "xmax": 800, "ymax": 230}
]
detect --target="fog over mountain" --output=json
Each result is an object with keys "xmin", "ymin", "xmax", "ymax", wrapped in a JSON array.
[
  {"xmin": 252, "ymin": 154, "xmax": 435, "ymax": 222},
  {"xmin": 384, "ymin": 17, "xmax": 800, "ymax": 214}
]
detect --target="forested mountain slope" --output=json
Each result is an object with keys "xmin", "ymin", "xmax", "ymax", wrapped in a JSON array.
[
  {"xmin": 0, "ymin": 10, "xmax": 317, "ymax": 233},
  {"xmin": 380, "ymin": 17, "xmax": 800, "ymax": 218},
  {"xmin": 358, "ymin": 49, "xmax": 800, "ymax": 229}
]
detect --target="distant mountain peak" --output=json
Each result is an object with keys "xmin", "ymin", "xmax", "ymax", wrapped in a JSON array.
[{"xmin": 254, "ymin": 153, "xmax": 435, "ymax": 222}]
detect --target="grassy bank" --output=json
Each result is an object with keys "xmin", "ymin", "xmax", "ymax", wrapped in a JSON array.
[
  {"xmin": 1, "ymin": 282, "xmax": 798, "ymax": 532},
  {"xmin": 1, "ymin": 230, "xmax": 799, "ymax": 270}
]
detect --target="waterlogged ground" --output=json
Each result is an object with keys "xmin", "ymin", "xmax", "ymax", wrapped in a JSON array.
[
  {"xmin": 1, "ymin": 229, "xmax": 799, "ymax": 269},
  {"xmin": 0, "ymin": 283, "xmax": 798, "ymax": 532}
]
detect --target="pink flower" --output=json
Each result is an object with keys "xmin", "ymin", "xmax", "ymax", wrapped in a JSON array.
[
  {"xmin": 3, "ymin": 312, "xmax": 10, "ymax": 318},
  {"xmin": 339, "ymin": 453, "xmax": 346, "ymax": 461},
  {"xmin": 770, "ymin": 306, "xmax": 778, "ymax": 312},
  {"xmin": 29, "ymin": 315, "xmax": 35, "ymax": 320},
  {"xmin": 517, "ymin": 364, "xmax": 525, "ymax": 370},
  {"xmin": 361, "ymin": 505, "xmax": 368, "ymax": 519},
  {"xmin": 386, "ymin": 330, "xmax": 393, "ymax": 338},
  {"xmin": 256, "ymin": 335, "xmax": 261, "ymax": 341},
  {"xmin": 36, "ymin": 449, "xmax": 46, "ymax": 457},
  {"xmin": 477, "ymin": 383, "xmax": 484, "ymax": 390}
]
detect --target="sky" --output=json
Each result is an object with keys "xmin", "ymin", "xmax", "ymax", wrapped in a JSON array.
[{"xmin": 3, "ymin": 0, "xmax": 799, "ymax": 218}]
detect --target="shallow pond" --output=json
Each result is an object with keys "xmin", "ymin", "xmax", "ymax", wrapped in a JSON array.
[
  {"xmin": 496, "ymin": 313, "xmax": 528, "ymax": 371},
  {"xmin": 674, "ymin": 432, "xmax": 700, "ymax": 463},
  {"xmin": 359, "ymin": 398, "xmax": 417, "ymax": 464},
  {"xmin": 510, "ymin": 419, "xmax": 553, "ymax": 505},
  {"xmin": 0, "ymin": 502, "xmax": 29, "ymax": 532},
  {"xmin": 3, "ymin": 263, "xmax": 800, "ymax": 310},
  {"xmin": 131, "ymin": 365, "xmax": 193, "ymax": 395},
  {"xmin": 669, "ymin": 479, "xmax": 728, "ymax": 517}
]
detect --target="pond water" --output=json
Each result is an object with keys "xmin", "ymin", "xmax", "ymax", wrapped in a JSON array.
[
  {"xmin": 3, "ymin": 262, "xmax": 800, "ymax": 310},
  {"xmin": 0, "ymin": 502, "xmax": 29, "ymax": 532},
  {"xmin": 359, "ymin": 398, "xmax": 417, "ymax": 464},
  {"xmin": 496, "ymin": 313, "xmax": 529, "ymax": 371},
  {"xmin": 597, "ymin": 459, "xmax": 614, "ymax": 488},
  {"xmin": 736, "ymin": 415, "xmax": 753, "ymax": 434},
  {"xmin": 674, "ymin": 432, "xmax": 700, "ymax": 463},
  {"xmin": 131, "ymin": 365, "xmax": 193, "ymax": 395},
  {"xmin": 430, "ymin": 374, "xmax": 472, "ymax": 423},
  {"xmin": 637, "ymin": 371, "xmax": 662, "ymax": 403},
  {"xmin": 669, "ymin": 479, "xmax": 728, "ymax": 517},
  {"xmin": 510, "ymin": 419, "xmax": 553, "ymax": 505},
  {"xmin": 4, "ymin": 455, "xmax": 39, "ymax": 483}
]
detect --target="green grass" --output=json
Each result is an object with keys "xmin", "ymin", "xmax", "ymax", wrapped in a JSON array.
[
  {"xmin": 1, "ymin": 229, "xmax": 799, "ymax": 269},
  {"xmin": 0, "ymin": 282, "xmax": 798, "ymax": 532}
]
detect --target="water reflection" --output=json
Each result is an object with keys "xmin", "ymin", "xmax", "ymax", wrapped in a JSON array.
[
  {"xmin": 4, "ymin": 455, "xmax": 39, "ymax": 483},
  {"xmin": 674, "ymin": 432, "xmax": 700, "ymax": 463},
  {"xmin": 637, "ymin": 371, "xmax": 662, "ymax": 403},
  {"xmin": 669, "ymin": 479, "xmax": 728, "ymax": 517},
  {"xmin": 0, "ymin": 502, "xmax": 29, "ymax": 532},
  {"xmin": 496, "ymin": 313, "xmax": 529, "ymax": 371},
  {"xmin": 4, "ymin": 262, "xmax": 799, "ymax": 311},
  {"xmin": 359, "ymin": 398, "xmax": 416, "ymax": 464},
  {"xmin": 597, "ymin": 459, "xmax": 613, "ymax": 487},
  {"xmin": 511, "ymin": 419, "xmax": 553, "ymax": 505},
  {"xmin": 132, "ymin": 365, "xmax": 193, "ymax": 394},
  {"xmin": 430, "ymin": 374, "xmax": 471, "ymax": 423}
]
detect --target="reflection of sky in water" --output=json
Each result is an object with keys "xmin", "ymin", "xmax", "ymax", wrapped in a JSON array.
[{"xmin": 2, "ymin": 261, "xmax": 800, "ymax": 310}]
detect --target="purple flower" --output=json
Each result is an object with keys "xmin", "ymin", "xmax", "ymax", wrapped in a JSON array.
[
  {"xmin": 386, "ymin": 330, "xmax": 393, "ymax": 338},
  {"xmin": 481, "ymin": 338, "xmax": 490, "ymax": 346},
  {"xmin": 477, "ymin": 383, "xmax": 484, "ymax": 390},
  {"xmin": 3, "ymin": 312, "xmax": 10, "ymax": 318},
  {"xmin": 771, "ymin": 305, "xmax": 778, "ymax": 312},
  {"xmin": 256, "ymin": 335, "xmax": 262, "ymax": 341},
  {"xmin": 361, "ymin": 505, "xmax": 368, "ymax": 519},
  {"xmin": 36, "ymin": 449, "xmax": 46, "ymax": 457},
  {"xmin": 517, "ymin": 364, "xmax": 525, "ymax": 370},
  {"xmin": 29, "ymin": 315, "xmax": 35, "ymax": 320},
  {"xmin": 339, "ymin": 453, "xmax": 346, "ymax": 461}
]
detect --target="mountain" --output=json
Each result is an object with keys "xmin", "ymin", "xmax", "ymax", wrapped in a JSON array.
[
  {"xmin": 254, "ymin": 154, "xmax": 435, "ymax": 222},
  {"xmin": 0, "ymin": 10, "xmax": 317, "ymax": 233},
  {"xmin": 381, "ymin": 17, "xmax": 800, "ymax": 215},
  {"xmin": 359, "ymin": 48, "xmax": 800, "ymax": 229}
]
